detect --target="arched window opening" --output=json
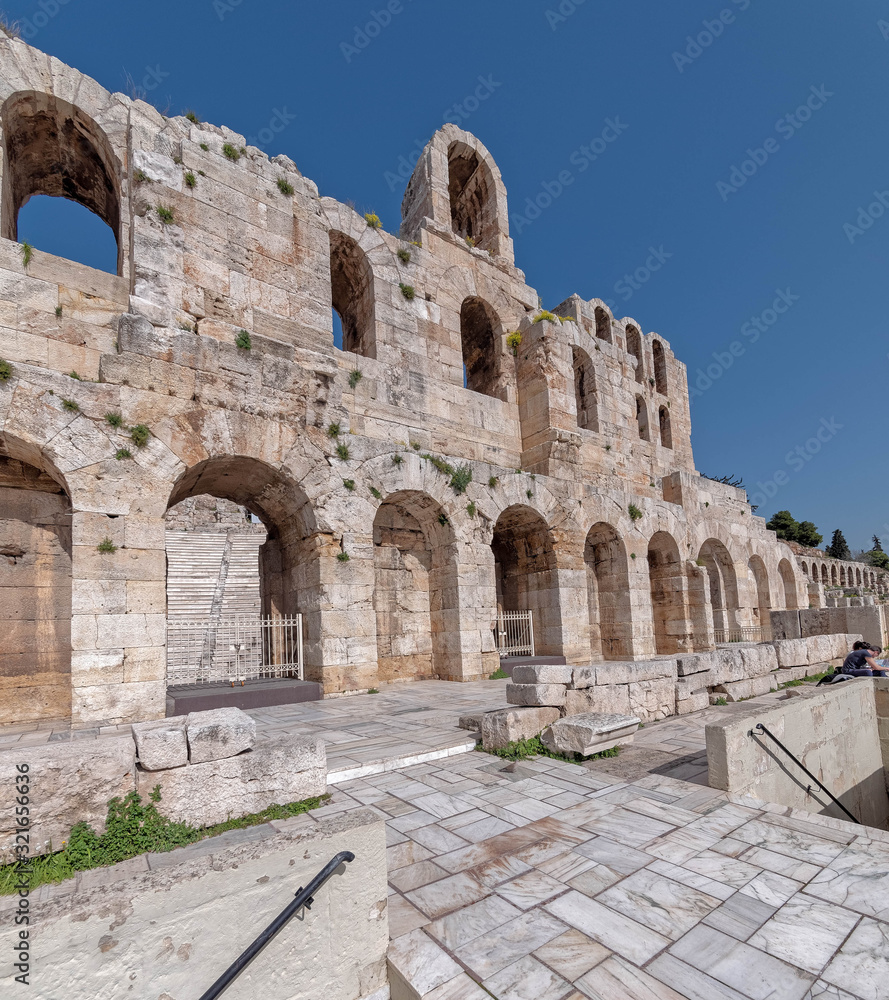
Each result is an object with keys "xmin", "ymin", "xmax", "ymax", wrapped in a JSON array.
[
  {"xmin": 586, "ymin": 522, "xmax": 631, "ymax": 659},
  {"xmin": 329, "ymin": 230, "xmax": 375, "ymax": 357},
  {"xmin": 831, "ymin": 565, "xmax": 838, "ymax": 586},
  {"xmin": 652, "ymin": 339, "xmax": 668, "ymax": 395},
  {"xmin": 801, "ymin": 561, "xmax": 808, "ymax": 579},
  {"xmin": 573, "ymin": 346, "xmax": 598, "ymax": 431},
  {"xmin": 460, "ymin": 296, "xmax": 501, "ymax": 397},
  {"xmin": 0, "ymin": 449, "xmax": 72, "ymax": 725},
  {"xmin": 594, "ymin": 307, "xmax": 612, "ymax": 343},
  {"xmin": 648, "ymin": 532, "xmax": 691, "ymax": 655},
  {"xmin": 856, "ymin": 568, "xmax": 862, "ymax": 585},
  {"xmin": 821, "ymin": 564, "xmax": 828, "ymax": 585},
  {"xmin": 658, "ymin": 406, "xmax": 672, "ymax": 449},
  {"xmin": 779, "ymin": 558, "xmax": 799, "ymax": 609},
  {"xmin": 840, "ymin": 567, "xmax": 847, "ymax": 586},
  {"xmin": 626, "ymin": 324, "xmax": 644, "ymax": 383},
  {"xmin": 636, "ymin": 396, "xmax": 650, "ymax": 442},
  {"xmin": 448, "ymin": 141, "xmax": 495, "ymax": 248},
  {"xmin": 2, "ymin": 91, "xmax": 121, "ymax": 274}
]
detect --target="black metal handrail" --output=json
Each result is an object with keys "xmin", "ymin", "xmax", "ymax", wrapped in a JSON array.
[
  {"xmin": 197, "ymin": 850, "xmax": 355, "ymax": 1000},
  {"xmin": 750, "ymin": 723, "xmax": 860, "ymax": 825}
]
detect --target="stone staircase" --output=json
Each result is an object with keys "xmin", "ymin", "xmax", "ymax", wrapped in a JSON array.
[{"xmin": 165, "ymin": 530, "xmax": 262, "ymax": 620}]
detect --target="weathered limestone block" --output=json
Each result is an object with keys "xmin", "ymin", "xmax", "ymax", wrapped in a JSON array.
[
  {"xmin": 774, "ymin": 638, "xmax": 809, "ymax": 669},
  {"xmin": 593, "ymin": 659, "xmax": 677, "ymax": 686},
  {"xmin": 711, "ymin": 675, "xmax": 772, "ymax": 702},
  {"xmin": 676, "ymin": 653, "xmax": 717, "ymax": 677},
  {"xmin": 137, "ymin": 736, "xmax": 327, "ymax": 826},
  {"xmin": 458, "ymin": 712, "xmax": 484, "ymax": 733},
  {"xmin": 481, "ymin": 707, "xmax": 560, "ymax": 750},
  {"xmin": 738, "ymin": 644, "xmax": 779, "ymax": 677},
  {"xmin": 805, "ymin": 635, "xmax": 835, "ymax": 666},
  {"xmin": 676, "ymin": 682, "xmax": 710, "ymax": 715},
  {"xmin": 511, "ymin": 663, "xmax": 573, "ymax": 685},
  {"xmin": 0, "ymin": 738, "xmax": 136, "ymax": 862},
  {"xmin": 186, "ymin": 707, "xmax": 257, "ymax": 763},
  {"xmin": 628, "ymin": 678, "xmax": 677, "ymax": 722},
  {"xmin": 565, "ymin": 686, "xmax": 631, "ymax": 716},
  {"xmin": 132, "ymin": 716, "xmax": 187, "ymax": 770},
  {"xmin": 506, "ymin": 682, "xmax": 566, "ymax": 707},
  {"xmin": 541, "ymin": 712, "xmax": 640, "ymax": 756}
]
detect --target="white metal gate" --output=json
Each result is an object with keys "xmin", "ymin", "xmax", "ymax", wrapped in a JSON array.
[
  {"xmin": 494, "ymin": 610, "xmax": 535, "ymax": 657},
  {"xmin": 166, "ymin": 615, "xmax": 303, "ymax": 685}
]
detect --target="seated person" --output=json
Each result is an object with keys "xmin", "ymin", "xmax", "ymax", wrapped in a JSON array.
[{"xmin": 838, "ymin": 641, "xmax": 888, "ymax": 677}]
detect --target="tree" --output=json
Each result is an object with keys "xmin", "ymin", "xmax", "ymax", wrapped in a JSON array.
[
  {"xmin": 795, "ymin": 521, "xmax": 823, "ymax": 548},
  {"xmin": 873, "ymin": 535, "xmax": 883, "ymax": 552},
  {"xmin": 825, "ymin": 529, "xmax": 852, "ymax": 560},
  {"xmin": 766, "ymin": 510, "xmax": 799, "ymax": 542},
  {"xmin": 866, "ymin": 549, "xmax": 889, "ymax": 570}
]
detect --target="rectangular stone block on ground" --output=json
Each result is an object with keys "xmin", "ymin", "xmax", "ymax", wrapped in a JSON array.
[
  {"xmin": 511, "ymin": 663, "xmax": 573, "ymax": 685},
  {"xmin": 186, "ymin": 706, "xmax": 257, "ymax": 763},
  {"xmin": 481, "ymin": 706, "xmax": 560, "ymax": 750},
  {"xmin": 541, "ymin": 712, "xmax": 640, "ymax": 756},
  {"xmin": 132, "ymin": 715, "xmax": 187, "ymax": 770}
]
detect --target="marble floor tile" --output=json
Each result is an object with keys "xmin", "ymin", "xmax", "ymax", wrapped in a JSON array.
[
  {"xmin": 387, "ymin": 839, "xmax": 435, "ymax": 870},
  {"xmin": 532, "ymin": 927, "xmax": 610, "ymax": 981},
  {"xmin": 645, "ymin": 827, "xmax": 721, "ymax": 863},
  {"xmin": 455, "ymin": 908, "xmax": 568, "ymax": 979},
  {"xmin": 749, "ymin": 897, "xmax": 860, "ymax": 975},
  {"xmin": 512, "ymin": 838, "xmax": 574, "ymax": 867},
  {"xmin": 389, "ymin": 860, "xmax": 450, "ymax": 893},
  {"xmin": 466, "ymin": 853, "xmax": 533, "ymax": 888},
  {"xmin": 575, "ymin": 955, "xmax": 688, "ymax": 1000},
  {"xmin": 483, "ymin": 954, "xmax": 571, "ymax": 1000},
  {"xmin": 438, "ymin": 808, "xmax": 490, "ymax": 831},
  {"xmin": 568, "ymin": 864, "xmax": 623, "ymax": 897},
  {"xmin": 574, "ymin": 836, "xmax": 654, "ymax": 874},
  {"xmin": 424, "ymin": 973, "xmax": 489, "ymax": 1000},
  {"xmin": 597, "ymin": 867, "xmax": 721, "ymax": 939},
  {"xmin": 451, "ymin": 814, "xmax": 515, "ymax": 842},
  {"xmin": 579, "ymin": 806, "xmax": 676, "ymax": 847},
  {"xmin": 522, "ymin": 815, "xmax": 595, "ymax": 847},
  {"xmin": 802, "ymin": 844, "xmax": 889, "ymax": 921},
  {"xmin": 536, "ymin": 850, "xmax": 598, "ymax": 883},
  {"xmin": 426, "ymin": 893, "xmax": 521, "ymax": 951},
  {"xmin": 412, "ymin": 791, "xmax": 472, "ymax": 820},
  {"xmin": 648, "ymin": 953, "xmax": 752, "ymax": 1000},
  {"xmin": 407, "ymin": 823, "xmax": 470, "ymax": 855},
  {"xmin": 495, "ymin": 869, "xmax": 566, "ymax": 909},
  {"xmin": 387, "ymin": 928, "xmax": 463, "ymax": 998},
  {"xmin": 669, "ymin": 923, "xmax": 816, "ymax": 1000},
  {"xmin": 387, "ymin": 893, "xmax": 430, "ymax": 939},
  {"xmin": 388, "ymin": 809, "xmax": 440, "ymax": 833},
  {"xmin": 739, "ymin": 870, "xmax": 804, "ymax": 907},
  {"xmin": 682, "ymin": 849, "xmax": 761, "ymax": 888},
  {"xmin": 739, "ymin": 845, "xmax": 822, "ymax": 883},
  {"xmin": 702, "ymin": 891, "xmax": 777, "ymax": 940},
  {"xmin": 405, "ymin": 870, "xmax": 488, "ymax": 919},
  {"xmin": 545, "ymin": 890, "xmax": 670, "ymax": 965},
  {"xmin": 820, "ymin": 918, "xmax": 889, "ymax": 1000},
  {"xmin": 503, "ymin": 797, "xmax": 563, "ymax": 823},
  {"xmin": 731, "ymin": 819, "xmax": 848, "ymax": 868},
  {"xmin": 647, "ymin": 858, "xmax": 735, "ymax": 902}
]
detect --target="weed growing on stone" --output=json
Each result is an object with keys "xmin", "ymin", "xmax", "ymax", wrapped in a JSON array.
[
  {"xmin": 115, "ymin": 448, "xmax": 132, "ymax": 461},
  {"xmin": 20, "ymin": 242, "xmax": 32, "ymax": 267},
  {"xmin": 0, "ymin": 360, "xmax": 12, "ymax": 382},
  {"xmin": 605, "ymin": 444, "xmax": 611, "ymax": 451},
  {"xmin": 477, "ymin": 736, "xmax": 620, "ymax": 764},
  {"xmin": 399, "ymin": 283, "xmax": 416, "ymax": 300},
  {"xmin": 0, "ymin": 787, "xmax": 329, "ymax": 894},
  {"xmin": 364, "ymin": 212, "xmax": 381, "ymax": 229},
  {"xmin": 397, "ymin": 249, "xmax": 411, "ymax": 263},
  {"xmin": 276, "ymin": 177, "xmax": 294, "ymax": 196},
  {"xmin": 336, "ymin": 551, "xmax": 350, "ymax": 562},
  {"xmin": 68, "ymin": 371, "xmax": 81, "ymax": 380},
  {"xmin": 336, "ymin": 443, "xmax": 350, "ymax": 461},
  {"xmin": 156, "ymin": 206, "xmax": 174, "ymax": 224},
  {"xmin": 199, "ymin": 142, "xmax": 209, "ymax": 151},
  {"xmin": 222, "ymin": 143, "xmax": 240, "ymax": 161},
  {"xmin": 327, "ymin": 422, "xmax": 341, "ymax": 438},
  {"xmin": 185, "ymin": 110, "xmax": 200, "ymax": 124},
  {"xmin": 438, "ymin": 513, "xmax": 450, "ymax": 526},
  {"xmin": 185, "ymin": 171, "xmax": 196, "ymax": 189},
  {"xmin": 55, "ymin": 306, "xmax": 63, "ymax": 318},
  {"xmin": 130, "ymin": 424, "xmax": 151, "ymax": 448},
  {"xmin": 465, "ymin": 236, "xmax": 476, "ymax": 248},
  {"xmin": 367, "ymin": 688, "xmax": 379, "ymax": 694},
  {"xmin": 97, "ymin": 537, "xmax": 117, "ymax": 554},
  {"xmin": 506, "ymin": 331, "xmax": 522, "ymax": 356},
  {"xmin": 369, "ymin": 486, "xmax": 382, "ymax": 499},
  {"xmin": 105, "ymin": 412, "xmax": 123, "ymax": 428},
  {"xmin": 133, "ymin": 168, "xmax": 150, "ymax": 183},
  {"xmin": 532, "ymin": 310, "xmax": 559, "ymax": 324},
  {"xmin": 488, "ymin": 476, "xmax": 499, "ymax": 488},
  {"xmin": 488, "ymin": 668, "xmax": 508, "ymax": 679},
  {"xmin": 411, "ymin": 441, "xmax": 421, "ymax": 451},
  {"xmin": 392, "ymin": 454, "xmax": 404, "ymax": 465},
  {"xmin": 61, "ymin": 399, "xmax": 79, "ymax": 412},
  {"xmin": 343, "ymin": 479, "xmax": 355, "ymax": 491},
  {"xmin": 628, "ymin": 503, "xmax": 643, "ymax": 521},
  {"xmin": 466, "ymin": 501, "xmax": 477, "ymax": 518},
  {"xmin": 348, "ymin": 369, "xmax": 363, "ymax": 389},
  {"xmin": 526, "ymin": 489, "xmax": 534, "ymax": 500},
  {"xmin": 235, "ymin": 330, "xmax": 252, "ymax": 350},
  {"xmin": 714, "ymin": 697, "xmax": 728, "ymax": 706}
]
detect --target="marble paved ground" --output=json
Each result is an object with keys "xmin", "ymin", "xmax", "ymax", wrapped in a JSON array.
[{"xmin": 315, "ymin": 745, "xmax": 889, "ymax": 1000}]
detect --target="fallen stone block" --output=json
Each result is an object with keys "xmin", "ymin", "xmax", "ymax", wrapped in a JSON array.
[
  {"xmin": 511, "ymin": 663, "xmax": 573, "ymax": 685},
  {"xmin": 186, "ymin": 706, "xmax": 257, "ymax": 763},
  {"xmin": 541, "ymin": 712, "xmax": 640, "ymax": 756},
  {"xmin": 137, "ymin": 735, "xmax": 327, "ymax": 827},
  {"xmin": 506, "ymin": 682, "xmax": 566, "ymax": 707},
  {"xmin": 458, "ymin": 712, "xmax": 484, "ymax": 733},
  {"xmin": 481, "ymin": 707, "xmax": 560, "ymax": 750},
  {"xmin": 132, "ymin": 716, "xmax": 188, "ymax": 771}
]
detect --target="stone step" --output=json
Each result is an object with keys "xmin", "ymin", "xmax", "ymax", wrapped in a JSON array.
[{"xmin": 166, "ymin": 677, "xmax": 322, "ymax": 715}]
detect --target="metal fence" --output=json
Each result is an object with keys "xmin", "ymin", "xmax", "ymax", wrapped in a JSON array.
[
  {"xmin": 494, "ymin": 610, "xmax": 535, "ymax": 657},
  {"xmin": 166, "ymin": 616, "xmax": 303, "ymax": 686},
  {"xmin": 713, "ymin": 625, "xmax": 769, "ymax": 644}
]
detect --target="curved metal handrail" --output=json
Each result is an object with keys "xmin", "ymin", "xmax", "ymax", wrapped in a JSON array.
[{"xmin": 197, "ymin": 850, "xmax": 355, "ymax": 1000}]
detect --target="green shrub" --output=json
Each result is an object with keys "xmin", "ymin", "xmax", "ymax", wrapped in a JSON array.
[
  {"xmin": 156, "ymin": 206, "xmax": 174, "ymax": 224},
  {"xmin": 438, "ymin": 513, "xmax": 450, "ymax": 526},
  {"xmin": 276, "ymin": 177, "xmax": 294, "ymax": 196},
  {"xmin": 628, "ymin": 503, "xmax": 643, "ymax": 522},
  {"xmin": 367, "ymin": 688, "xmax": 379, "ymax": 694},
  {"xmin": 336, "ymin": 443, "xmax": 350, "ymax": 460},
  {"xmin": 327, "ymin": 422, "xmax": 341, "ymax": 438},
  {"xmin": 336, "ymin": 551, "xmax": 350, "ymax": 562},
  {"xmin": 235, "ymin": 330, "xmax": 252, "ymax": 350},
  {"xmin": 0, "ymin": 359, "xmax": 12, "ymax": 382},
  {"xmin": 343, "ymin": 479, "xmax": 355, "ymax": 491},
  {"xmin": 489, "ymin": 668, "xmax": 508, "ymax": 679},
  {"xmin": 185, "ymin": 171, "xmax": 196, "ymax": 189},
  {"xmin": 105, "ymin": 412, "xmax": 123, "ymax": 428},
  {"xmin": 364, "ymin": 212, "xmax": 381, "ymax": 229},
  {"xmin": 61, "ymin": 399, "xmax": 79, "ymax": 412},
  {"xmin": 714, "ymin": 697, "xmax": 728, "ymax": 706},
  {"xmin": 20, "ymin": 242, "xmax": 32, "ymax": 267},
  {"xmin": 449, "ymin": 465, "xmax": 472, "ymax": 495},
  {"xmin": 410, "ymin": 441, "xmax": 421, "ymax": 450},
  {"xmin": 348, "ymin": 369, "xmax": 362, "ymax": 389},
  {"xmin": 115, "ymin": 448, "xmax": 132, "ymax": 461},
  {"xmin": 222, "ymin": 143, "xmax": 240, "ymax": 161},
  {"xmin": 477, "ymin": 735, "xmax": 620, "ymax": 763},
  {"xmin": 399, "ymin": 283, "xmax": 415, "ymax": 300},
  {"xmin": 97, "ymin": 537, "xmax": 117, "ymax": 554},
  {"xmin": 465, "ymin": 236, "xmax": 476, "ymax": 248},
  {"xmin": 526, "ymin": 489, "xmax": 533, "ymax": 499},
  {"xmin": 130, "ymin": 424, "xmax": 151, "ymax": 448},
  {"xmin": 605, "ymin": 444, "xmax": 611, "ymax": 451},
  {"xmin": 506, "ymin": 331, "xmax": 522, "ymax": 356},
  {"xmin": 185, "ymin": 110, "xmax": 200, "ymax": 124},
  {"xmin": 397, "ymin": 248, "xmax": 411, "ymax": 263}
]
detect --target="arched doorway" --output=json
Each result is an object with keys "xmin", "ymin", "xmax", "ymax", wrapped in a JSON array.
[
  {"xmin": 748, "ymin": 555, "xmax": 772, "ymax": 639},
  {"xmin": 698, "ymin": 538, "xmax": 740, "ymax": 635},
  {"xmin": 648, "ymin": 531, "xmax": 690, "ymax": 654},
  {"xmin": 585, "ymin": 522, "xmax": 631, "ymax": 659},
  {"xmin": 779, "ymin": 558, "xmax": 799, "ymax": 609}
]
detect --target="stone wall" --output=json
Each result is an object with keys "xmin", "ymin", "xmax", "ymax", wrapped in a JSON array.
[
  {"xmin": 0, "ymin": 807, "xmax": 388, "ymax": 1000},
  {"xmin": 0, "ymin": 36, "xmax": 813, "ymax": 725},
  {"xmin": 705, "ymin": 679, "xmax": 889, "ymax": 829}
]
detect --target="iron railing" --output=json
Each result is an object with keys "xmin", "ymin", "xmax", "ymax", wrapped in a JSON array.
[
  {"xmin": 494, "ymin": 610, "xmax": 535, "ymax": 657},
  {"xmin": 197, "ymin": 851, "xmax": 355, "ymax": 1000},
  {"xmin": 751, "ymin": 723, "xmax": 860, "ymax": 824},
  {"xmin": 166, "ymin": 615, "xmax": 303, "ymax": 685},
  {"xmin": 714, "ymin": 625, "xmax": 769, "ymax": 644}
]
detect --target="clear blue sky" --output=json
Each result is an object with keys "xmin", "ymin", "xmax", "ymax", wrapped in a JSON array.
[{"xmin": 7, "ymin": 0, "xmax": 887, "ymax": 551}]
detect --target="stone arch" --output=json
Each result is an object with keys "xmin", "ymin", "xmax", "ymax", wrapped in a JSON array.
[
  {"xmin": 373, "ymin": 490, "xmax": 459, "ymax": 683},
  {"xmin": 831, "ymin": 565, "xmax": 838, "ymax": 585},
  {"xmin": 801, "ymin": 560, "xmax": 809, "ymax": 579},
  {"xmin": 779, "ymin": 558, "xmax": 799, "ymax": 609},
  {"xmin": 460, "ymin": 296, "xmax": 502, "ymax": 397},
  {"xmin": 1, "ymin": 90, "xmax": 121, "ymax": 272},
  {"xmin": 748, "ymin": 555, "xmax": 772, "ymax": 635},
  {"xmin": 658, "ymin": 406, "xmax": 672, "ymax": 449},
  {"xmin": 821, "ymin": 563, "xmax": 829, "ymax": 585},
  {"xmin": 573, "ymin": 346, "xmax": 599, "ymax": 431},
  {"xmin": 329, "ymin": 230, "xmax": 376, "ymax": 357},
  {"xmin": 636, "ymin": 396, "xmax": 651, "ymax": 442},
  {"xmin": 856, "ymin": 567, "xmax": 862, "ymax": 585},
  {"xmin": 585, "ymin": 522, "xmax": 631, "ymax": 659},
  {"xmin": 652, "ymin": 339, "xmax": 668, "ymax": 395},
  {"xmin": 840, "ymin": 566, "xmax": 847, "ymax": 586},
  {"xmin": 698, "ymin": 538, "xmax": 740, "ymax": 633},
  {"xmin": 0, "ymin": 436, "xmax": 73, "ymax": 725},
  {"xmin": 626, "ymin": 324, "xmax": 644, "ymax": 383},
  {"xmin": 594, "ymin": 306, "xmax": 612, "ymax": 343},
  {"xmin": 648, "ymin": 531, "xmax": 690, "ymax": 654},
  {"xmin": 447, "ymin": 140, "xmax": 499, "ymax": 249},
  {"xmin": 492, "ymin": 505, "xmax": 562, "ymax": 656}
]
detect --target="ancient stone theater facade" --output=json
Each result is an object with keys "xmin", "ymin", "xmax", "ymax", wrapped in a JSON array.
[{"xmin": 0, "ymin": 37, "xmax": 809, "ymax": 728}]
